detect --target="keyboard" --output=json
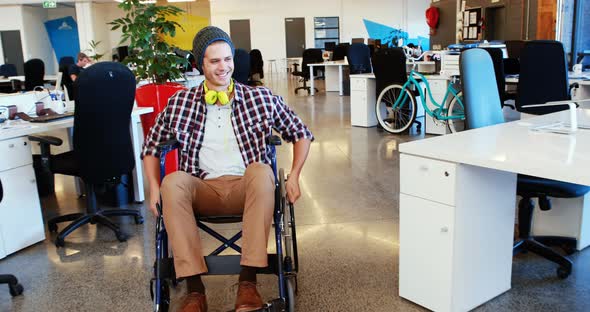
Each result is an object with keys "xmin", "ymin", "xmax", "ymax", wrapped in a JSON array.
[{"xmin": 16, "ymin": 112, "xmax": 74, "ymax": 123}]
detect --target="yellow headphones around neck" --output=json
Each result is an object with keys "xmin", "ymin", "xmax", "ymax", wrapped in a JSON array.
[{"xmin": 203, "ymin": 79, "xmax": 234, "ymax": 105}]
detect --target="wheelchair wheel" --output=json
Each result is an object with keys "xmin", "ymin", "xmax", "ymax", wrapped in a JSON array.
[
  {"xmin": 151, "ymin": 280, "xmax": 170, "ymax": 312},
  {"xmin": 286, "ymin": 276, "xmax": 296, "ymax": 312},
  {"xmin": 279, "ymin": 169, "xmax": 298, "ymax": 272},
  {"xmin": 447, "ymin": 91, "xmax": 465, "ymax": 133},
  {"xmin": 375, "ymin": 84, "xmax": 417, "ymax": 134}
]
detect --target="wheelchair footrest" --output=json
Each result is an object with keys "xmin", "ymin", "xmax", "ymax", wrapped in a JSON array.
[
  {"xmin": 204, "ymin": 254, "xmax": 279, "ymax": 275},
  {"xmin": 154, "ymin": 257, "xmax": 176, "ymax": 280}
]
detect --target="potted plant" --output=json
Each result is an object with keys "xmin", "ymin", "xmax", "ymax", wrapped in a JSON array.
[{"xmin": 109, "ymin": 0, "xmax": 188, "ymax": 173}]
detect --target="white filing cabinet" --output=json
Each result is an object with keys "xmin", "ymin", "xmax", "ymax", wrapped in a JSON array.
[
  {"xmin": 350, "ymin": 75, "xmax": 377, "ymax": 127},
  {"xmin": 399, "ymin": 154, "xmax": 516, "ymax": 312},
  {"xmin": 420, "ymin": 75, "xmax": 453, "ymax": 135},
  {"xmin": 0, "ymin": 137, "xmax": 45, "ymax": 259}
]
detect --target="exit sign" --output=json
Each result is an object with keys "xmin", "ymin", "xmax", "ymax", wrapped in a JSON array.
[{"xmin": 43, "ymin": 1, "xmax": 57, "ymax": 9}]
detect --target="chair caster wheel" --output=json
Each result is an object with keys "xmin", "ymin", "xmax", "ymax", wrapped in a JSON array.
[
  {"xmin": 557, "ymin": 266, "xmax": 571, "ymax": 279},
  {"xmin": 48, "ymin": 223, "xmax": 58, "ymax": 232},
  {"xmin": 55, "ymin": 237, "xmax": 65, "ymax": 247},
  {"xmin": 135, "ymin": 216, "xmax": 144, "ymax": 224},
  {"xmin": 9, "ymin": 283, "xmax": 23, "ymax": 297},
  {"xmin": 116, "ymin": 232, "xmax": 128, "ymax": 242}
]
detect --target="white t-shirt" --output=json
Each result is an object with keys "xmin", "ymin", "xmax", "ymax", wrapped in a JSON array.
[{"xmin": 198, "ymin": 101, "xmax": 246, "ymax": 179}]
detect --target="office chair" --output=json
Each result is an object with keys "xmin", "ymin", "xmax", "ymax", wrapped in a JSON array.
[
  {"xmin": 24, "ymin": 59, "xmax": 45, "ymax": 91},
  {"xmin": 232, "ymin": 48, "xmax": 250, "ymax": 85},
  {"xmin": 516, "ymin": 40, "xmax": 571, "ymax": 115},
  {"xmin": 249, "ymin": 49, "xmax": 264, "ymax": 85},
  {"xmin": 0, "ymin": 179, "xmax": 24, "ymax": 297},
  {"xmin": 480, "ymin": 47, "xmax": 516, "ymax": 109},
  {"xmin": 461, "ymin": 48, "xmax": 590, "ymax": 279},
  {"xmin": 0, "ymin": 64, "xmax": 18, "ymax": 93},
  {"xmin": 292, "ymin": 48, "xmax": 323, "ymax": 95},
  {"xmin": 332, "ymin": 44, "xmax": 348, "ymax": 61},
  {"xmin": 0, "ymin": 64, "xmax": 17, "ymax": 77},
  {"xmin": 40, "ymin": 62, "xmax": 143, "ymax": 247},
  {"xmin": 347, "ymin": 43, "xmax": 372, "ymax": 74},
  {"xmin": 372, "ymin": 47, "xmax": 421, "ymax": 131}
]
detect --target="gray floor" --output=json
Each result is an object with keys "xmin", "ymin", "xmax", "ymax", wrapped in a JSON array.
[{"xmin": 1, "ymin": 73, "xmax": 590, "ymax": 312}]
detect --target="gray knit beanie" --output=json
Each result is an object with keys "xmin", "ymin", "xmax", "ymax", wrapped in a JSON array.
[{"xmin": 192, "ymin": 26, "xmax": 235, "ymax": 72}]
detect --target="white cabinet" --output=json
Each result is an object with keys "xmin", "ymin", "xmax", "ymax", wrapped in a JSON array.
[
  {"xmin": 0, "ymin": 137, "xmax": 45, "ymax": 259},
  {"xmin": 399, "ymin": 154, "xmax": 517, "ymax": 312},
  {"xmin": 421, "ymin": 76, "xmax": 452, "ymax": 135},
  {"xmin": 350, "ymin": 75, "xmax": 377, "ymax": 127}
]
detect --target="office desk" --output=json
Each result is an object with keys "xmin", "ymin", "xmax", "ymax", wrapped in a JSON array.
[
  {"xmin": 398, "ymin": 109, "xmax": 590, "ymax": 311},
  {"xmin": 308, "ymin": 60, "xmax": 348, "ymax": 96},
  {"xmin": 0, "ymin": 75, "xmax": 58, "ymax": 84},
  {"xmin": 0, "ymin": 106, "xmax": 152, "ymax": 259}
]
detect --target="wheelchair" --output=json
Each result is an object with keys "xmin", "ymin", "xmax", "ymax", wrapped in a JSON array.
[{"xmin": 150, "ymin": 136, "xmax": 299, "ymax": 312}]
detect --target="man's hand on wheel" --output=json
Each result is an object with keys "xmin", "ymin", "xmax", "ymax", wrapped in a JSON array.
[{"xmin": 285, "ymin": 174, "xmax": 301, "ymax": 203}]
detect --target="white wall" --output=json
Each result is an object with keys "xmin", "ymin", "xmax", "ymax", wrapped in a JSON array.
[
  {"xmin": 0, "ymin": 6, "xmax": 24, "ymax": 68},
  {"xmin": 210, "ymin": 0, "xmax": 430, "ymax": 62},
  {"xmin": 47, "ymin": 6, "xmax": 76, "ymax": 21},
  {"xmin": 21, "ymin": 6, "xmax": 56, "ymax": 74}
]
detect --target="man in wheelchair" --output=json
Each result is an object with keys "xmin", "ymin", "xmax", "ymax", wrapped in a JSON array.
[{"xmin": 141, "ymin": 26, "xmax": 313, "ymax": 312}]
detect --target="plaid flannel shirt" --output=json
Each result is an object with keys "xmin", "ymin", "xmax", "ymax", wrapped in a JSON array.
[{"xmin": 141, "ymin": 82, "xmax": 314, "ymax": 178}]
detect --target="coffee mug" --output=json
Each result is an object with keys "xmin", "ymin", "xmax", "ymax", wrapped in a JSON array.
[
  {"xmin": 49, "ymin": 100, "xmax": 66, "ymax": 114},
  {"xmin": 573, "ymin": 64, "xmax": 582, "ymax": 74}
]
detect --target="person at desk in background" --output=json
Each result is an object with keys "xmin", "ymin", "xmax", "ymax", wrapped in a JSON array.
[
  {"xmin": 141, "ymin": 26, "xmax": 313, "ymax": 312},
  {"xmin": 69, "ymin": 52, "xmax": 92, "ymax": 82}
]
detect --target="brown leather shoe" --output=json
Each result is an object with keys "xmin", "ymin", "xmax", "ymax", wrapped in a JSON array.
[
  {"xmin": 177, "ymin": 292, "xmax": 207, "ymax": 312},
  {"xmin": 235, "ymin": 281, "xmax": 263, "ymax": 312}
]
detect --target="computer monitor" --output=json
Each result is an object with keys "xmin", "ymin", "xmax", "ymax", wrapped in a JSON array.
[{"xmin": 324, "ymin": 41, "xmax": 336, "ymax": 51}]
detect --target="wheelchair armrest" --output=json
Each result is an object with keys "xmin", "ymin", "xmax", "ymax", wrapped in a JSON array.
[
  {"xmin": 28, "ymin": 135, "xmax": 63, "ymax": 146},
  {"xmin": 267, "ymin": 135, "xmax": 282, "ymax": 146},
  {"xmin": 157, "ymin": 139, "xmax": 180, "ymax": 157}
]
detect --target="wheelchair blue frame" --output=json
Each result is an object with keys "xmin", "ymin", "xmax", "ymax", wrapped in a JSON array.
[{"xmin": 151, "ymin": 137, "xmax": 298, "ymax": 312}]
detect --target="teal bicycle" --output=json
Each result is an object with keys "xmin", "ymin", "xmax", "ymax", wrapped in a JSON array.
[{"xmin": 375, "ymin": 49, "xmax": 465, "ymax": 134}]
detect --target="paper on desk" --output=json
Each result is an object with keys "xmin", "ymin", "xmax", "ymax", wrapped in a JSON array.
[{"xmin": 529, "ymin": 122, "xmax": 590, "ymax": 134}]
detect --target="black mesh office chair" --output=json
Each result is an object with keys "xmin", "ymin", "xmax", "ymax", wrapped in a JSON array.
[
  {"xmin": 249, "ymin": 49, "xmax": 264, "ymax": 85},
  {"xmin": 292, "ymin": 48, "xmax": 323, "ymax": 95},
  {"xmin": 480, "ymin": 47, "xmax": 516, "ymax": 109},
  {"xmin": 516, "ymin": 40, "xmax": 571, "ymax": 115},
  {"xmin": 0, "ymin": 64, "xmax": 17, "ymax": 77},
  {"xmin": 0, "ymin": 179, "xmax": 24, "ymax": 297},
  {"xmin": 347, "ymin": 43, "xmax": 372, "ymax": 74},
  {"xmin": 372, "ymin": 47, "xmax": 421, "ymax": 131},
  {"xmin": 41, "ymin": 62, "xmax": 143, "ymax": 247},
  {"xmin": 0, "ymin": 64, "xmax": 18, "ymax": 93},
  {"xmin": 232, "ymin": 48, "xmax": 250, "ymax": 85},
  {"xmin": 24, "ymin": 59, "xmax": 45, "ymax": 91},
  {"xmin": 461, "ymin": 48, "xmax": 590, "ymax": 279}
]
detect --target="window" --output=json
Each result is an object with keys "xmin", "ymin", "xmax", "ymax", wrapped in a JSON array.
[
  {"xmin": 314, "ymin": 17, "xmax": 339, "ymax": 49},
  {"xmin": 559, "ymin": 0, "xmax": 589, "ymax": 68}
]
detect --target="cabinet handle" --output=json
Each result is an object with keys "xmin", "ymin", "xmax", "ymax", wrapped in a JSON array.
[
  {"xmin": 8, "ymin": 143, "xmax": 14, "ymax": 148},
  {"xmin": 444, "ymin": 171, "xmax": 449, "ymax": 177},
  {"xmin": 441, "ymin": 226, "xmax": 449, "ymax": 233}
]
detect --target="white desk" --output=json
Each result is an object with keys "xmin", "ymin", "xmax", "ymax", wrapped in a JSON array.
[
  {"xmin": 0, "ymin": 107, "xmax": 152, "ymax": 259},
  {"xmin": 398, "ymin": 109, "xmax": 590, "ymax": 311},
  {"xmin": 308, "ymin": 60, "xmax": 348, "ymax": 96},
  {"xmin": 0, "ymin": 75, "xmax": 58, "ymax": 84}
]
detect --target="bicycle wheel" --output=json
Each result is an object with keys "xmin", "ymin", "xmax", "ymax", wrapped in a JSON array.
[
  {"xmin": 375, "ymin": 84, "xmax": 417, "ymax": 134},
  {"xmin": 447, "ymin": 91, "xmax": 465, "ymax": 133}
]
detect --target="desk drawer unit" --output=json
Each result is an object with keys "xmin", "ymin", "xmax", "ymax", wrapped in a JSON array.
[
  {"xmin": 350, "ymin": 77, "xmax": 377, "ymax": 127},
  {"xmin": 400, "ymin": 154, "xmax": 456, "ymax": 206},
  {"xmin": 0, "ymin": 136, "xmax": 44, "ymax": 259},
  {"xmin": 399, "ymin": 153, "xmax": 516, "ymax": 312},
  {"xmin": 0, "ymin": 137, "xmax": 33, "ymax": 172}
]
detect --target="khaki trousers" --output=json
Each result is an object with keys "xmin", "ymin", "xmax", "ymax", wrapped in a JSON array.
[{"xmin": 160, "ymin": 162, "xmax": 275, "ymax": 278}]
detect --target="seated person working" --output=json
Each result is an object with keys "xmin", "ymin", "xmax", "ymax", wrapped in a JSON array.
[
  {"xmin": 69, "ymin": 52, "xmax": 92, "ymax": 82},
  {"xmin": 141, "ymin": 26, "xmax": 313, "ymax": 312}
]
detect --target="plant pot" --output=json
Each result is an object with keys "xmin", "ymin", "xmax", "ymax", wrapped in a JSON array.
[{"xmin": 136, "ymin": 82, "xmax": 187, "ymax": 175}]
